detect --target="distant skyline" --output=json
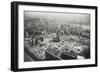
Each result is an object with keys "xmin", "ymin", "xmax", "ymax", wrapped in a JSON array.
[{"xmin": 24, "ymin": 11, "xmax": 90, "ymax": 24}]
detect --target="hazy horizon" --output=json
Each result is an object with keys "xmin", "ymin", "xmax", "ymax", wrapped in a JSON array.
[{"xmin": 24, "ymin": 11, "xmax": 90, "ymax": 24}]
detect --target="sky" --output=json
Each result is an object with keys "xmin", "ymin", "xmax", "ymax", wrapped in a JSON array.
[{"xmin": 24, "ymin": 11, "xmax": 90, "ymax": 24}]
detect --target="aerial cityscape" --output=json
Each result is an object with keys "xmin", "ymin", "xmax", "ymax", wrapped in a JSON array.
[{"xmin": 24, "ymin": 11, "xmax": 90, "ymax": 62}]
